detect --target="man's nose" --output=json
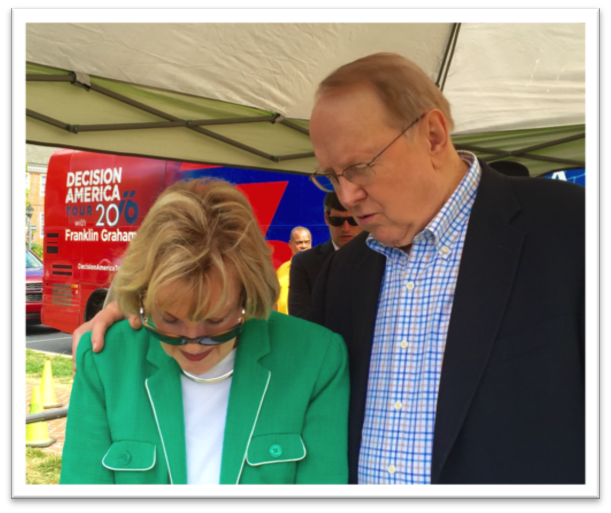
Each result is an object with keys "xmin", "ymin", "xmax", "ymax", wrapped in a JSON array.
[{"xmin": 336, "ymin": 177, "xmax": 366, "ymax": 208}]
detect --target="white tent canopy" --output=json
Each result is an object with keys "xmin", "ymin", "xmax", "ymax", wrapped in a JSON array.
[{"xmin": 25, "ymin": 22, "xmax": 586, "ymax": 176}]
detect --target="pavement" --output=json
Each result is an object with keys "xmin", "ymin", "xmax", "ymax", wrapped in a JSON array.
[{"xmin": 25, "ymin": 378, "xmax": 72, "ymax": 456}]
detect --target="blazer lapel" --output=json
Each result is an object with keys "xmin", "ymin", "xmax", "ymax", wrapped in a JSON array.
[
  {"xmin": 145, "ymin": 340, "xmax": 188, "ymax": 485},
  {"xmin": 319, "ymin": 239, "xmax": 335, "ymax": 260},
  {"xmin": 347, "ymin": 238, "xmax": 386, "ymax": 483},
  {"xmin": 431, "ymin": 165, "xmax": 525, "ymax": 483},
  {"xmin": 219, "ymin": 318, "xmax": 272, "ymax": 484},
  {"xmin": 313, "ymin": 239, "xmax": 335, "ymax": 283}
]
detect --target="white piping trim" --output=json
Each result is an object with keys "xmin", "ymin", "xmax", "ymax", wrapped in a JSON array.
[
  {"xmin": 235, "ymin": 371, "xmax": 271, "ymax": 484},
  {"xmin": 102, "ymin": 444, "xmax": 157, "ymax": 472},
  {"xmin": 145, "ymin": 379, "xmax": 174, "ymax": 484},
  {"xmin": 246, "ymin": 436, "xmax": 307, "ymax": 466}
]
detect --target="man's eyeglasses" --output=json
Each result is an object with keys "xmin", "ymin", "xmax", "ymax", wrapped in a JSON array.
[
  {"xmin": 327, "ymin": 215, "xmax": 358, "ymax": 227},
  {"xmin": 310, "ymin": 113, "xmax": 425, "ymax": 193},
  {"xmin": 140, "ymin": 297, "xmax": 245, "ymax": 346}
]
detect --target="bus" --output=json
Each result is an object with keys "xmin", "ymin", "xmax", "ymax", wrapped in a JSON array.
[{"xmin": 42, "ymin": 149, "xmax": 327, "ymax": 334}]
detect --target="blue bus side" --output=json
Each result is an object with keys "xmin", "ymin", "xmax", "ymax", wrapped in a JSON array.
[{"xmin": 179, "ymin": 166, "xmax": 329, "ymax": 246}]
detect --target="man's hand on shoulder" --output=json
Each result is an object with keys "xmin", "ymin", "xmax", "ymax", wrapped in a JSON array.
[{"xmin": 71, "ymin": 301, "xmax": 141, "ymax": 373}]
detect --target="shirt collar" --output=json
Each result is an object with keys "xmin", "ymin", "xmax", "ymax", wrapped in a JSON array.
[{"xmin": 366, "ymin": 151, "xmax": 481, "ymax": 257}]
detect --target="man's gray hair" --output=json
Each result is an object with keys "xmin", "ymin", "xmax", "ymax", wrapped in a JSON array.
[{"xmin": 317, "ymin": 52, "xmax": 454, "ymax": 133}]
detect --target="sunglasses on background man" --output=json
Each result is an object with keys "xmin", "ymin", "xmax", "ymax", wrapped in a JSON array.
[{"xmin": 327, "ymin": 215, "xmax": 359, "ymax": 227}]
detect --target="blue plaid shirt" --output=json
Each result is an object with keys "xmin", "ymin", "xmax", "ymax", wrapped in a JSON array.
[{"xmin": 357, "ymin": 152, "xmax": 481, "ymax": 484}]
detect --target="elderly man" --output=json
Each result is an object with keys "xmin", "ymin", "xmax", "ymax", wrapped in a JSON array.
[
  {"xmin": 275, "ymin": 226, "xmax": 312, "ymax": 314},
  {"xmin": 308, "ymin": 53, "xmax": 584, "ymax": 484},
  {"xmin": 289, "ymin": 192, "xmax": 362, "ymax": 319}
]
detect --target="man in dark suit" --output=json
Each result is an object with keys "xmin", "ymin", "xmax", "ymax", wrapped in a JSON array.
[
  {"xmin": 289, "ymin": 192, "xmax": 362, "ymax": 319},
  {"xmin": 308, "ymin": 53, "xmax": 584, "ymax": 484}
]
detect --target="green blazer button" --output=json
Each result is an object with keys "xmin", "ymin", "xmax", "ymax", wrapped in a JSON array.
[
  {"xmin": 119, "ymin": 452, "xmax": 132, "ymax": 464},
  {"xmin": 269, "ymin": 444, "xmax": 283, "ymax": 458}
]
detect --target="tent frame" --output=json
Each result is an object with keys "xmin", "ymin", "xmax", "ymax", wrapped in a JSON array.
[{"xmin": 27, "ymin": 70, "xmax": 315, "ymax": 164}]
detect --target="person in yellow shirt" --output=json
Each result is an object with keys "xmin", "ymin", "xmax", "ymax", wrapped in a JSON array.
[{"xmin": 276, "ymin": 226, "xmax": 312, "ymax": 314}]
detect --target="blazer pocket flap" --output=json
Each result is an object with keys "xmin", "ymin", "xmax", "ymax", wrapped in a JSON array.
[
  {"xmin": 102, "ymin": 440, "xmax": 157, "ymax": 471},
  {"xmin": 246, "ymin": 433, "xmax": 306, "ymax": 466}
]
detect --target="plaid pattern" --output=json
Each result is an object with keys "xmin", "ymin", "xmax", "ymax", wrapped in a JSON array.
[{"xmin": 357, "ymin": 152, "xmax": 481, "ymax": 484}]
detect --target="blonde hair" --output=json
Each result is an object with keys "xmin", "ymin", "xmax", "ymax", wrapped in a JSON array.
[
  {"xmin": 317, "ymin": 52, "xmax": 454, "ymax": 133},
  {"xmin": 114, "ymin": 178, "xmax": 279, "ymax": 321}
]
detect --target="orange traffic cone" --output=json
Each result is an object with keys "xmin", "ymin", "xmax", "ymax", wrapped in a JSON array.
[
  {"xmin": 26, "ymin": 386, "xmax": 56, "ymax": 448},
  {"xmin": 40, "ymin": 360, "xmax": 62, "ymax": 409}
]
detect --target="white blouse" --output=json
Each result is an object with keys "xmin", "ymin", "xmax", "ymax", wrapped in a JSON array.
[{"xmin": 180, "ymin": 349, "xmax": 236, "ymax": 485}]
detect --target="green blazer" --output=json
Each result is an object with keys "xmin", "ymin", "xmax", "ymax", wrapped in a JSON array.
[{"xmin": 60, "ymin": 311, "xmax": 349, "ymax": 485}]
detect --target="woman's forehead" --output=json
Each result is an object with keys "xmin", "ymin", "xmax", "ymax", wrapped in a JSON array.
[{"xmin": 153, "ymin": 273, "xmax": 240, "ymax": 319}]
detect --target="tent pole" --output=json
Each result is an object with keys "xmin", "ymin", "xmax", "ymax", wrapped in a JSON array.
[{"xmin": 436, "ymin": 23, "xmax": 462, "ymax": 92}]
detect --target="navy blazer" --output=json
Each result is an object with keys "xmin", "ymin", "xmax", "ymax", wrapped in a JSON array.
[
  {"xmin": 310, "ymin": 162, "xmax": 585, "ymax": 484},
  {"xmin": 289, "ymin": 239, "xmax": 335, "ymax": 319}
]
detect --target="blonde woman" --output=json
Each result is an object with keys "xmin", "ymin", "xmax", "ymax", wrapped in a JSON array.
[{"xmin": 60, "ymin": 179, "xmax": 349, "ymax": 485}]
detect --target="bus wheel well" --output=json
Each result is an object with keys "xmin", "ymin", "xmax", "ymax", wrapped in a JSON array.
[{"xmin": 85, "ymin": 289, "xmax": 108, "ymax": 322}]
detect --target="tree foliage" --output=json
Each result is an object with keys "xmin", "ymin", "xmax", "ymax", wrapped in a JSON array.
[
  {"xmin": 29, "ymin": 242, "xmax": 44, "ymax": 259},
  {"xmin": 25, "ymin": 167, "xmax": 42, "ymax": 258}
]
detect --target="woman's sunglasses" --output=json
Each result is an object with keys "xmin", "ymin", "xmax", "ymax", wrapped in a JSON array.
[
  {"xmin": 139, "ymin": 298, "xmax": 245, "ymax": 346},
  {"xmin": 327, "ymin": 215, "xmax": 358, "ymax": 227}
]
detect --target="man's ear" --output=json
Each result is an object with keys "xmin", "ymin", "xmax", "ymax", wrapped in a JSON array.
[{"xmin": 423, "ymin": 109, "xmax": 450, "ymax": 167}]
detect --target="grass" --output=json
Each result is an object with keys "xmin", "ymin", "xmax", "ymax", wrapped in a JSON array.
[
  {"xmin": 25, "ymin": 448, "xmax": 62, "ymax": 485},
  {"xmin": 26, "ymin": 349, "xmax": 72, "ymax": 485},
  {"xmin": 26, "ymin": 348, "xmax": 73, "ymax": 386}
]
